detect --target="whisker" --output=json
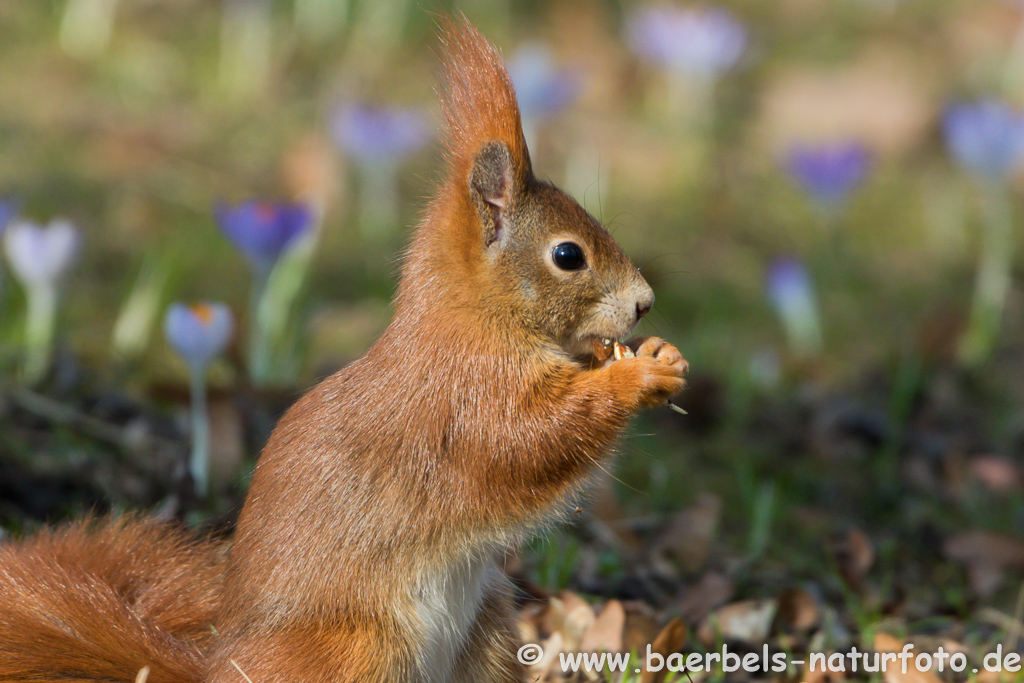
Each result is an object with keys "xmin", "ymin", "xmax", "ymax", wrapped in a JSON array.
[
  {"xmin": 649, "ymin": 269, "xmax": 695, "ymax": 278},
  {"xmin": 638, "ymin": 252, "xmax": 685, "ymax": 272}
]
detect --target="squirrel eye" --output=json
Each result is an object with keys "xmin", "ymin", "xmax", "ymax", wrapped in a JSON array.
[{"xmin": 551, "ymin": 242, "xmax": 586, "ymax": 271}]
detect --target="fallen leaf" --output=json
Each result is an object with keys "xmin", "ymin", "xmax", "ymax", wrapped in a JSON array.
[
  {"xmin": 943, "ymin": 531, "xmax": 1024, "ymax": 597},
  {"xmin": 977, "ymin": 669, "xmax": 1019, "ymax": 683},
  {"xmin": 622, "ymin": 602, "xmax": 662, "ymax": 656},
  {"xmin": 532, "ymin": 630, "xmax": 564, "ymax": 680},
  {"xmin": 580, "ymin": 599, "xmax": 625, "ymax": 654},
  {"xmin": 639, "ymin": 618, "xmax": 687, "ymax": 683},
  {"xmin": 968, "ymin": 455, "xmax": 1022, "ymax": 494},
  {"xmin": 670, "ymin": 571, "xmax": 734, "ymax": 624},
  {"xmin": 559, "ymin": 590, "xmax": 596, "ymax": 652},
  {"xmin": 802, "ymin": 659, "xmax": 847, "ymax": 683},
  {"xmin": 773, "ymin": 586, "xmax": 820, "ymax": 634},
  {"xmin": 829, "ymin": 528, "xmax": 875, "ymax": 592},
  {"xmin": 874, "ymin": 633, "xmax": 943, "ymax": 683},
  {"xmin": 697, "ymin": 599, "xmax": 777, "ymax": 646},
  {"xmin": 540, "ymin": 596, "xmax": 567, "ymax": 638}
]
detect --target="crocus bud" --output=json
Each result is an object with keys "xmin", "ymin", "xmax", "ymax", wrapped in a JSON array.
[
  {"xmin": 215, "ymin": 201, "xmax": 312, "ymax": 275},
  {"xmin": 3, "ymin": 219, "xmax": 80, "ymax": 384},
  {"xmin": 164, "ymin": 301, "xmax": 234, "ymax": 498},
  {"xmin": 329, "ymin": 104, "xmax": 430, "ymax": 168},
  {"xmin": 945, "ymin": 100, "xmax": 1024, "ymax": 180},
  {"xmin": 787, "ymin": 142, "xmax": 869, "ymax": 208},
  {"xmin": 767, "ymin": 258, "xmax": 823, "ymax": 358},
  {"xmin": 4, "ymin": 220, "xmax": 80, "ymax": 291},
  {"xmin": 626, "ymin": 5, "xmax": 746, "ymax": 80},
  {"xmin": 164, "ymin": 302, "xmax": 234, "ymax": 372}
]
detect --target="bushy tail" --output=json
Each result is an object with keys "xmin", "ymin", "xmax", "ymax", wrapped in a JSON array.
[{"xmin": 0, "ymin": 515, "xmax": 225, "ymax": 683}]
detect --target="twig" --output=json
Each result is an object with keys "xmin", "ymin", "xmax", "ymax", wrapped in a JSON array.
[
  {"xmin": 979, "ymin": 606, "xmax": 1024, "ymax": 639},
  {"xmin": 8, "ymin": 389, "xmax": 178, "ymax": 452}
]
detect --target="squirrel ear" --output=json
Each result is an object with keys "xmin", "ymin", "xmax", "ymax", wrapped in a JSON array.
[{"xmin": 470, "ymin": 141, "xmax": 516, "ymax": 247}]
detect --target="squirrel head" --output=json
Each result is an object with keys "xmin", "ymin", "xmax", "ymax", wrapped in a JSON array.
[{"xmin": 404, "ymin": 15, "xmax": 654, "ymax": 357}]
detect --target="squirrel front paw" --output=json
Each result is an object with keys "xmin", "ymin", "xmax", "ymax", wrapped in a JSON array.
[{"xmin": 608, "ymin": 337, "xmax": 688, "ymax": 409}]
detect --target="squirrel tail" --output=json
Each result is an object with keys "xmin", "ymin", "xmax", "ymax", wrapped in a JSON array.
[{"xmin": 0, "ymin": 515, "xmax": 223, "ymax": 683}]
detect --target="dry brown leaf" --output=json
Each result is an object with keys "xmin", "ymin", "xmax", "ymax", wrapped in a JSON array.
[
  {"xmin": 532, "ymin": 630, "xmax": 564, "ymax": 680},
  {"xmin": 639, "ymin": 618, "xmax": 687, "ymax": 683},
  {"xmin": 623, "ymin": 602, "xmax": 662, "ymax": 656},
  {"xmin": 580, "ymin": 599, "xmax": 625, "ymax": 654},
  {"xmin": 559, "ymin": 591, "xmax": 596, "ymax": 652},
  {"xmin": 773, "ymin": 586, "xmax": 820, "ymax": 634},
  {"xmin": 977, "ymin": 669, "xmax": 1020, "ymax": 683},
  {"xmin": 830, "ymin": 528, "xmax": 875, "ymax": 591},
  {"xmin": 519, "ymin": 601, "xmax": 546, "ymax": 632},
  {"xmin": 540, "ymin": 596, "xmax": 567, "ymax": 638},
  {"xmin": 873, "ymin": 632, "xmax": 904, "ymax": 653},
  {"xmin": 802, "ymin": 659, "xmax": 847, "ymax": 683},
  {"xmin": 874, "ymin": 633, "xmax": 943, "ymax": 683},
  {"xmin": 968, "ymin": 455, "xmax": 1022, "ymax": 494},
  {"xmin": 559, "ymin": 591, "xmax": 593, "ymax": 616},
  {"xmin": 671, "ymin": 571, "xmax": 734, "ymax": 624},
  {"xmin": 518, "ymin": 612, "xmax": 540, "ymax": 650},
  {"xmin": 944, "ymin": 531, "xmax": 1024, "ymax": 596},
  {"xmin": 697, "ymin": 599, "xmax": 777, "ymax": 646},
  {"xmin": 945, "ymin": 532, "xmax": 1022, "ymax": 597}
]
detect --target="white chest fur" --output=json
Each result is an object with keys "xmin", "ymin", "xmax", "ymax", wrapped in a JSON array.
[{"xmin": 413, "ymin": 556, "xmax": 499, "ymax": 683}]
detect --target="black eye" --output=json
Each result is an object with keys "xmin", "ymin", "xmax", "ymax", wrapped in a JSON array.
[{"xmin": 551, "ymin": 242, "xmax": 586, "ymax": 271}]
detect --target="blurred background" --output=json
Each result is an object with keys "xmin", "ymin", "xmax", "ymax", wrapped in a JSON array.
[{"xmin": 1, "ymin": 0, "xmax": 1023, "ymax": 677}]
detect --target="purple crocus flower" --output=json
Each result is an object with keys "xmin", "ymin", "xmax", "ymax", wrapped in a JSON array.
[
  {"xmin": 329, "ymin": 104, "xmax": 431, "ymax": 166},
  {"xmin": 787, "ymin": 142, "xmax": 869, "ymax": 206},
  {"xmin": 164, "ymin": 301, "xmax": 234, "ymax": 497},
  {"xmin": 3, "ymin": 219, "xmax": 81, "ymax": 384},
  {"xmin": 164, "ymin": 302, "xmax": 234, "ymax": 372},
  {"xmin": 767, "ymin": 258, "xmax": 822, "ymax": 356},
  {"xmin": 215, "ymin": 201, "xmax": 312, "ymax": 273},
  {"xmin": 508, "ymin": 42, "xmax": 577, "ymax": 119},
  {"xmin": 944, "ymin": 100, "xmax": 1024, "ymax": 179},
  {"xmin": 0, "ymin": 201, "xmax": 15, "ymax": 234},
  {"xmin": 626, "ymin": 5, "xmax": 746, "ymax": 78},
  {"xmin": 4, "ymin": 219, "xmax": 80, "ymax": 289}
]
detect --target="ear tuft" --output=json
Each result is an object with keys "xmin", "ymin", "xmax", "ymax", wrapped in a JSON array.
[
  {"xmin": 470, "ymin": 142, "xmax": 514, "ymax": 247},
  {"xmin": 437, "ymin": 14, "xmax": 531, "ymax": 184}
]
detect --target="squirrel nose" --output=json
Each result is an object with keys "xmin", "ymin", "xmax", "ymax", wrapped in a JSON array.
[{"xmin": 635, "ymin": 289, "xmax": 654, "ymax": 323}]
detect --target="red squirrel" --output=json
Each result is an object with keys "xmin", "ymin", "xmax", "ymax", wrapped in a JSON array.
[{"xmin": 0, "ymin": 15, "xmax": 687, "ymax": 683}]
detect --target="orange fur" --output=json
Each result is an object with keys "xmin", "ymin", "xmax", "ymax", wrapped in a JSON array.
[
  {"xmin": 0, "ymin": 14, "xmax": 685, "ymax": 683},
  {"xmin": 438, "ymin": 14, "xmax": 531, "ymax": 183},
  {"xmin": 0, "ymin": 516, "xmax": 223, "ymax": 682}
]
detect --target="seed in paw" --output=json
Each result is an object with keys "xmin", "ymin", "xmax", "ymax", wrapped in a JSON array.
[
  {"xmin": 593, "ymin": 339, "xmax": 613, "ymax": 362},
  {"xmin": 613, "ymin": 342, "xmax": 634, "ymax": 361}
]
